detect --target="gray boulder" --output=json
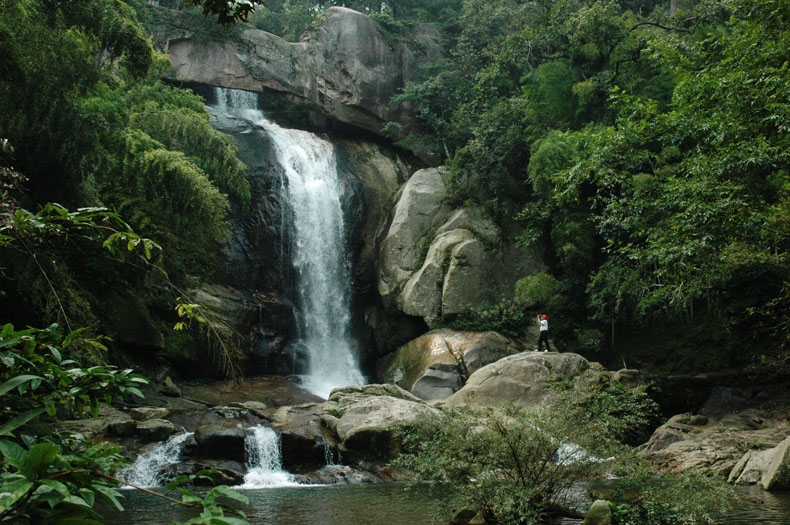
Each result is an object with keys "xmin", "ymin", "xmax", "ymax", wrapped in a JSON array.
[
  {"xmin": 136, "ymin": 419, "xmax": 181, "ymax": 443},
  {"xmin": 378, "ymin": 329, "xmax": 522, "ymax": 400},
  {"xmin": 377, "ymin": 167, "xmax": 543, "ymax": 326},
  {"xmin": 729, "ymin": 436, "xmax": 790, "ymax": 490},
  {"xmin": 378, "ymin": 167, "xmax": 452, "ymax": 302},
  {"xmin": 194, "ymin": 425, "xmax": 248, "ymax": 462},
  {"xmin": 445, "ymin": 352, "xmax": 604, "ymax": 409},
  {"xmin": 333, "ymin": 395, "xmax": 445, "ymax": 459}
]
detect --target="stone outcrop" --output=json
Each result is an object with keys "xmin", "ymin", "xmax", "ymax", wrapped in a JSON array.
[
  {"xmin": 158, "ymin": 7, "xmax": 442, "ymax": 158},
  {"xmin": 643, "ymin": 386, "xmax": 790, "ymax": 478},
  {"xmin": 327, "ymin": 385, "xmax": 445, "ymax": 459},
  {"xmin": 377, "ymin": 329, "xmax": 522, "ymax": 400},
  {"xmin": 377, "ymin": 168, "xmax": 543, "ymax": 329},
  {"xmin": 729, "ymin": 435, "xmax": 790, "ymax": 490},
  {"xmin": 444, "ymin": 352, "xmax": 606, "ymax": 409}
]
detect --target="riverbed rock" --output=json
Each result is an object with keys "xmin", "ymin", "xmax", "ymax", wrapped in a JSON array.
[
  {"xmin": 157, "ymin": 6, "xmax": 442, "ymax": 159},
  {"xmin": 583, "ymin": 500, "xmax": 613, "ymax": 525},
  {"xmin": 333, "ymin": 394, "xmax": 445, "ymax": 459},
  {"xmin": 729, "ymin": 436, "xmax": 790, "ymax": 490},
  {"xmin": 130, "ymin": 407, "xmax": 171, "ymax": 422},
  {"xmin": 194, "ymin": 425, "xmax": 248, "ymax": 462},
  {"xmin": 643, "ymin": 386, "xmax": 790, "ymax": 477},
  {"xmin": 136, "ymin": 419, "xmax": 181, "ymax": 443},
  {"xmin": 320, "ymin": 384, "xmax": 444, "ymax": 459},
  {"xmin": 269, "ymin": 403, "xmax": 340, "ymax": 468},
  {"xmin": 377, "ymin": 329, "xmax": 522, "ymax": 400},
  {"xmin": 445, "ymin": 352, "xmax": 605, "ymax": 409}
]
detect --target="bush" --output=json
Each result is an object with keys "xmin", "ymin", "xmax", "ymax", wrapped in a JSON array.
[
  {"xmin": 443, "ymin": 302, "xmax": 527, "ymax": 337},
  {"xmin": 393, "ymin": 406, "xmax": 617, "ymax": 524},
  {"xmin": 610, "ymin": 466, "xmax": 734, "ymax": 525},
  {"xmin": 515, "ymin": 273, "xmax": 562, "ymax": 309}
]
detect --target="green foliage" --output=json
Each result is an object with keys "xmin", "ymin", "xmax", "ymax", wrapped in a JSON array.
[
  {"xmin": 394, "ymin": 388, "xmax": 730, "ymax": 524},
  {"xmin": 0, "ymin": 435, "xmax": 129, "ymax": 524},
  {"xmin": 0, "ymin": 323, "xmax": 148, "ymax": 422},
  {"xmin": 610, "ymin": 465, "xmax": 734, "ymax": 524},
  {"xmin": 394, "ymin": 406, "xmax": 617, "ymax": 524},
  {"xmin": 560, "ymin": 380, "xmax": 659, "ymax": 446},
  {"xmin": 183, "ymin": 0, "xmax": 266, "ymax": 26},
  {"xmin": 515, "ymin": 273, "xmax": 562, "ymax": 309},
  {"xmin": 0, "ymin": 323, "xmax": 145, "ymax": 522},
  {"xmin": 173, "ymin": 297, "xmax": 244, "ymax": 380},
  {"xmin": 389, "ymin": 0, "xmax": 790, "ymax": 371},
  {"xmin": 166, "ymin": 471, "xmax": 249, "ymax": 524},
  {"xmin": 442, "ymin": 302, "xmax": 526, "ymax": 338}
]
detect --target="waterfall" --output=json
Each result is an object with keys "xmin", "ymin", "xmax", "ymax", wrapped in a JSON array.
[
  {"xmin": 240, "ymin": 426, "xmax": 299, "ymax": 488},
  {"xmin": 212, "ymin": 87, "xmax": 365, "ymax": 398},
  {"xmin": 121, "ymin": 432, "xmax": 193, "ymax": 488}
]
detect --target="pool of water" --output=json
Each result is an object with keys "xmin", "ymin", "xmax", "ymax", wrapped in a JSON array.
[
  {"xmin": 99, "ymin": 482, "xmax": 790, "ymax": 524},
  {"xmin": 99, "ymin": 483, "xmax": 458, "ymax": 525}
]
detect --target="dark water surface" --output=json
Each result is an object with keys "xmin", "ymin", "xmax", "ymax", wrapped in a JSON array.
[
  {"xmin": 100, "ymin": 483, "xmax": 790, "ymax": 524},
  {"xmin": 100, "ymin": 482, "xmax": 458, "ymax": 524}
]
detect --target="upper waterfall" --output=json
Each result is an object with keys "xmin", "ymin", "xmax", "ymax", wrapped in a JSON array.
[{"xmin": 213, "ymin": 88, "xmax": 364, "ymax": 398}]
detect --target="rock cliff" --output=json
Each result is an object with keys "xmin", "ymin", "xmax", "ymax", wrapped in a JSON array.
[{"xmin": 157, "ymin": 7, "xmax": 442, "ymax": 159}]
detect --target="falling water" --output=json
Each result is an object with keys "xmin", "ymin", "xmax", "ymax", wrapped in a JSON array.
[
  {"xmin": 240, "ymin": 426, "xmax": 299, "ymax": 488},
  {"xmin": 212, "ymin": 88, "xmax": 365, "ymax": 398},
  {"xmin": 121, "ymin": 432, "xmax": 193, "ymax": 488}
]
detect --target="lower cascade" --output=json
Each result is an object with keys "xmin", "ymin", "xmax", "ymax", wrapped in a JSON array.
[
  {"xmin": 240, "ymin": 426, "xmax": 298, "ymax": 488},
  {"xmin": 121, "ymin": 432, "xmax": 194, "ymax": 488},
  {"xmin": 213, "ymin": 87, "xmax": 365, "ymax": 398}
]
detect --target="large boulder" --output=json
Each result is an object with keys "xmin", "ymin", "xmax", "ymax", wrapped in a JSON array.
[
  {"xmin": 729, "ymin": 436, "xmax": 790, "ymax": 490},
  {"xmin": 377, "ymin": 168, "xmax": 542, "ymax": 328},
  {"xmin": 321, "ymin": 384, "xmax": 444, "ymax": 459},
  {"xmin": 378, "ymin": 329, "xmax": 523, "ymax": 400},
  {"xmin": 193, "ymin": 425, "xmax": 248, "ymax": 462},
  {"xmin": 378, "ymin": 167, "xmax": 452, "ymax": 302},
  {"xmin": 333, "ymin": 395, "xmax": 445, "ymax": 459},
  {"xmin": 269, "ymin": 403, "xmax": 341, "ymax": 468},
  {"xmin": 445, "ymin": 352, "xmax": 605, "ymax": 409},
  {"xmin": 157, "ymin": 7, "xmax": 442, "ymax": 159}
]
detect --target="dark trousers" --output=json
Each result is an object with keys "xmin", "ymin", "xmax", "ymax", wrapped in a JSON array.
[{"xmin": 538, "ymin": 331, "xmax": 551, "ymax": 351}]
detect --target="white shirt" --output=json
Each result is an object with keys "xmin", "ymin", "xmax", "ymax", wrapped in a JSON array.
[{"xmin": 540, "ymin": 319, "xmax": 548, "ymax": 331}]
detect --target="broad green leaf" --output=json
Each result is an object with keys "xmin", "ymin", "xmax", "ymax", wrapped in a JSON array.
[
  {"xmin": 0, "ymin": 374, "xmax": 42, "ymax": 396},
  {"xmin": 40, "ymin": 478, "xmax": 71, "ymax": 497},
  {"xmin": 0, "ymin": 440, "xmax": 30, "ymax": 477},
  {"xmin": 210, "ymin": 486, "xmax": 249, "ymax": 505},
  {"xmin": 27, "ymin": 443, "xmax": 60, "ymax": 476},
  {"xmin": 0, "ymin": 409, "xmax": 45, "ymax": 437},
  {"xmin": 94, "ymin": 485, "xmax": 125, "ymax": 511},
  {"xmin": 0, "ymin": 479, "xmax": 34, "ymax": 514}
]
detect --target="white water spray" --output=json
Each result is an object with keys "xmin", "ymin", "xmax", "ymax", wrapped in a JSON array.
[
  {"xmin": 240, "ymin": 426, "xmax": 300, "ymax": 488},
  {"xmin": 213, "ymin": 88, "xmax": 365, "ymax": 398},
  {"xmin": 121, "ymin": 432, "xmax": 193, "ymax": 488}
]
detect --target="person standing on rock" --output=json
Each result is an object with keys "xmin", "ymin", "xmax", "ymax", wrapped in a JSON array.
[{"xmin": 536, "ymin": 314, "xmax": 551, "ymax": 352}]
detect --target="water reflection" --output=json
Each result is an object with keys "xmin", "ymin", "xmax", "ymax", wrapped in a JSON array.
[
  {"xmin": 99, "ymin": 483, "xmax": 458, "ymax": 525},
  {"xmin": 98, "ymin": 482, "xmax": 790, "ymax": 524}
]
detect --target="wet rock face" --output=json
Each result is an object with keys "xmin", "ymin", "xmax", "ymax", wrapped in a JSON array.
[{"xmin": 161, "ymin": 7, "xmax": 442, "ymax": 160}]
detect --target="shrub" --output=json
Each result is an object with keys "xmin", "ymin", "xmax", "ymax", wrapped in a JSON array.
[
  {"xmin": 444, "ymin": 302, "xmax": 527, "ymax": 337},
  {"xmin": 515, "ymin": 273, "xmax": 562, "ymax": 309}
]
